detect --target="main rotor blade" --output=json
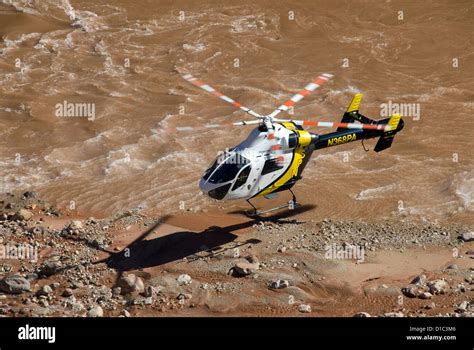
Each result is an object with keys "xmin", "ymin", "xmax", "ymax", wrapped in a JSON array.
[
  {"xmin": 267, "ymin": 73, "xmax": 333, "ymax": 118},
  {"xmin": 182, "ymin": 74, "xmax": 263, "ymax": 119},
  {"xmin": 274, "ymin": 119, "xmax": 392, "ymax": 131},
  {"xmin": 162, "ymin": 120, "xmax": 261, "ymax": 133}
]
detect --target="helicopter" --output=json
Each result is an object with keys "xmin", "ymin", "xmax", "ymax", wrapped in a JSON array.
[{"xmin": 177, "ymin": 73, "xmax": 404, "ymax": 216}]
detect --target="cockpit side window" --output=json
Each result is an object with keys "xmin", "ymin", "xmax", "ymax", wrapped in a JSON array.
[{"xmin": 232, "ymin": 165, "xmax": 251, "ymax": 191}]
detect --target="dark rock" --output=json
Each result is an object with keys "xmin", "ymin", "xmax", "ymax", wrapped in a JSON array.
[
  {"xmin": 62, "ymin": 288, "xmax": 73, "ymax": 297},
  {"xmin": 410, "ymin": 274, "xmax": 427, "ymax": 286},
  {"xmin": 354, "ymin": 312, "xmax": 371, "ymax": 317},
  {"xmin": 269, "ymin": 279, "xmax": 290, "ymax": 289},
  {"xmin": 36, "ymin": 285, "xmax": 53, "ymax": 297},
  {"xmin": 402, "ymin": 284, "xmax": 421, "ymax": 298},
  {"xmin": 22, "ymin": 191, "xmax": 37, "ymax": 199},
  {"xmin": 0, "ymin": 275, "xmax": 31, "ymax": 294},
  {"xmin": 38, "ymin": 259, "xmax": 62, "ymax": 277}
]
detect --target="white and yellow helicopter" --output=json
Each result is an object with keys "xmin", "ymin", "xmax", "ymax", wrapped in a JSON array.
[{"xmin": 177, "ymin": 73, "xmax": 404, "ymax": 216}]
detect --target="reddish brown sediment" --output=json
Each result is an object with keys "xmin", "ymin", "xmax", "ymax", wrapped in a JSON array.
[{"xmin": 0, "ymin": 193, "xmax": 472, "ymax": 317}]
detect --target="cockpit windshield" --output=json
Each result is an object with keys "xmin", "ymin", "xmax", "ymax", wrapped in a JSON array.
[{"xmin": 207, "ymin": 153, "xmax": 250, "ymax": 184}]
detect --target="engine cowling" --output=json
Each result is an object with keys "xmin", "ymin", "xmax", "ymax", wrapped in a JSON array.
[{"xmin": 282, "ymin": 130, "xmax": 317, "ymax": 150}]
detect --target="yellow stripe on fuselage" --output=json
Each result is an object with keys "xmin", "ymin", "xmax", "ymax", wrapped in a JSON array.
[{"xmin": 256, "ymin": 124, "xmax": 309, "ymax": 197}]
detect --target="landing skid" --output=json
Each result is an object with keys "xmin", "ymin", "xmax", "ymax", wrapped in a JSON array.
[{"xmin": 245, "ymin": 190, "xmax": 301, "ymax": 218}]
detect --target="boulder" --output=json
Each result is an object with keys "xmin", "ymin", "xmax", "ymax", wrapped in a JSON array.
[
  {"xmin": 62, "ymin": 288, "xmax": 73, "ymax": 297},
  {"xmin": 455, "ymin": 301, "xmax": 469, "ymax": 312},
  {"xmin": 298, "ymin": 304, "xmax": 311, "ymax": 313},
  {"xmin": 36, "ymin": 285, "xmax": 53, "ymax": 297},
  {"xmin": 176, "ymin": 274, "xmax": 192, "ymax": 286},
  {"xmin": 143, "ymin": 286, "xmax": 157, "ymax": 298},
  {"xmin": 354, "ymin": 312, "xmax": 371, "ymax": 317},
  {"xmin": 427, "ymin": 279, "xmax": 449, "ymax": 294},
  {"xmin": 121, "ymin": 310, "xmax": 130, "ymax": 317},
  {"xmin": 233, "ymin": 262, "xmax": 259, "ymax": 277},
  {"xmin": 419, "ymin": 292, "xmax": 433, "ymax": 300},
  {"xmin": 410, "ymin": 274, "xmax": 427, "ymax": 286},
  {"xmin": 13, "ymin": 209, "xmax": 33, "ymax": 221},
  {"xmin": 269, "ymin": 280, "xmax": 290, "ymax": 289},
  {"xmin": 38, "ymin": 259, "xmax": 62, "ymax": 277},
  {"xmin": 459, "ymin": 232, "xmax": 474, "ymax": 242},
  {"xmin": 384, "ymin": 312, "xmax": 404, "ymax": 317},
  {"xmin": 402, "ymin": 284, "xmax": 421, "ymax": 298},
  {"xmin": 23, "ymin": 191, "xmax": 37, "ymax": 199},
  {"xmin": 0, "ymin": 275, "xmax": 31, "ymax": 294},
  {"xmin": 117, "ymin": 274, "xmax": 145, "ymax": 294},
  {"xmin": 88, "ymin": 306, "xmax": 104, "ymax": 317}
]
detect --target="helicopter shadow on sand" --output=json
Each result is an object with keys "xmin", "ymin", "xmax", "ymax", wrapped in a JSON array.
[{"xmin": 99, "ymin": 204, "xmax": 316, "ymax": 277}]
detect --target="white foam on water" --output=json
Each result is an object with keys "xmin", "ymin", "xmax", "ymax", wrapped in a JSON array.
[
  {"xmin": 452, "ymin": 171, "xmax": 474, "ymax": 211},
  {"xmin": 60, "ymin": 0, "xmax": 77, "ymax": 21},
  {"xmin": 0, "ymin": 0, "xmax": 40, "ymax": 15},
  {"xmin": 0, "ymin": 157, "xmax": 54, "ymax": 193},
  {"xmin": 183, "ymin": 43, "xmax": 207, "ymax": 52},
  {"xmin": 61, "ymin": 1, "xmax": 103, "ymax": 32},
  {"xmin": 338, "ymin": 36, "xmax": 362, "ymax": 43},
  {"xmin": 204, "ymin": 51, "xmax": 222, "ymax": 63},
  {"xmin": 94, "ymin": 39, "xmax": 126, "ymax": 76},
  {"xmin": 354, "ymin": 184, "xmax": 397, "ymax": 201},
  {"xmin": 328, "ymin": 86, "xmax": 362, "ymax": 97},
  {"xmin": 2, "ymin": 32, "xmax": 42, "ymax": 49},
  {"xmin": 147, "ymin": 151, "xmax": 206, "ymax": 170}
]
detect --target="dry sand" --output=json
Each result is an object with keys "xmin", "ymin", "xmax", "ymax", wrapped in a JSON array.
[{"xmin": 0, "ymin": 192, "xmax": 472, "ymax": 317}]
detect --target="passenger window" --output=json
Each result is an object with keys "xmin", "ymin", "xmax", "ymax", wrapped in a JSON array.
[{"xmin": 261, "ymin": 159, "xmax": 284, "ymax": 175}]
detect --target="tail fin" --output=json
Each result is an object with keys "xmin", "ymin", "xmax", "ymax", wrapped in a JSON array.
[
  {"xmin": 338, "ymin": 95, "xmax": 404, "ymax": 152},
  {"xmin": 374, "ymin": 114, "xmax": 403, "ymax": 152},
  {"xmin": 347, "ymin": 93, "xmax": 363, "ymax": 114},
  {"xmin": 386, "ymin": 114, "xmax": 401, "ymax": 132},
  {"xmin": 338, "ymin": 94, "xmax": 374, "ymax": 130}
]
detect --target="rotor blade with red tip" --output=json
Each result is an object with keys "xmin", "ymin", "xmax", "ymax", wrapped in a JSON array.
[
  {"xmin": 182, "ymin": 74, "xmax": 263, "ymax": 119},
  {"xmin": 160, "ymin": 120, "xmax": 261, "ymax": 133},
  {"xmin": 267, "ymin": 73, "xmax": 334, "ymax": 118},
  {"xmin": 274, "ymin": 119, "xmax": 392, "ymax": 131}
]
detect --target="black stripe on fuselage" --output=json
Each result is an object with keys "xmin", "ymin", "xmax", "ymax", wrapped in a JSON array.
[{"xmin": 313, "ymin": 128, "xmax": 380, "ymax": 150}]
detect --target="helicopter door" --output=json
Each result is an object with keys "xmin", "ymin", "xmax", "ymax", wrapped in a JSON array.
[{"xmin": 231, "ymin": 165, "xmax": 251, "ymax": 191}]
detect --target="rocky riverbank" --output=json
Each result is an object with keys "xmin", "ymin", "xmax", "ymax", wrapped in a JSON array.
[{"xmin": 0, "ymin": 192, "xmax": 472, "ymax": 317}]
